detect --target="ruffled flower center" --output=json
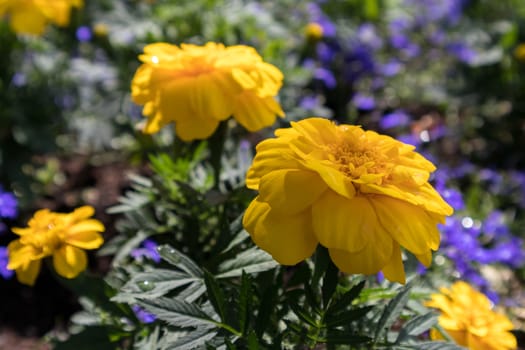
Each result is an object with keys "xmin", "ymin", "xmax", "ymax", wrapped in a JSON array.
[
  {"xmin": 327, "ymin": 140, "xmax": 391, "ymax": 182},
  {"xmin": 19, "ymin": 218, "xmax": 64, "ymax": 255}
]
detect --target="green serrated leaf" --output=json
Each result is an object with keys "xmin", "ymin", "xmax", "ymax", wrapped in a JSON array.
[
  {"xmin": 396, "ymin": 312, "xmax": 437, "ymax": 343},
  {"xmin": 318, "ymin": 330, "xmax": 371, "ymax": 345},
  {"xmin": 164, "ymin": 327, "xmax": 218, "ymax": 350},
  {"xmin": 246, "ymin": 330, "xmax": 259, "ymax": 350},
  {"xmin": 216, "ymin": 247, "xmax": 277, "ymax": 278},
  {"xmin": 109, "ymin": 231, "xmax": 150, "ymax": 267},
  {"xmin": 416, "ymin": 341, "xmax": 467, "ymax": 350},
  {"xmin": 326, "ymin": 280, "xmax": 366, "ymax": 314},
  {"xmin": 321, "ymin": 259, "xmax": 339, "ymax": 309},
  {"xmin": 139, "ymin": 297, "xmax": 217, "ymax": 328},
  {"xmin": 325, "ymin": 306, "xmax": 374, "ymax": 327},
  {"xmin": 289, "ymin": 301, "xmax": 318, "ymax": 328},
  {"xmin": 374, "ymin": 285, "xmax": 412, "ymax": 341},
  {"xmin": 113, "ymin": 269, "xmax": 200, "ymax": 303},
  {"xmin": 204, "ymin": 270, "xmax": 227, "ymax": 322},
  {"xmin": 238, "ymin": 272, "xmax": 252, "ymax": 335},
  {"xmin": 255, "ymin": 282, "xmax": 278, "ymax": 338},
  {"xmin": 158, "ymin": 245, "xmax": 203, "ymax": 277}
]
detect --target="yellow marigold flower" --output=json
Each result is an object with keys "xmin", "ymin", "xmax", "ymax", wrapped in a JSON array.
[
  {"xmin": 242, "ymin": 117, "xmax": 453, "ymax": 283},
  {"xmin": 426, "ymin": 281, "xmax": 517, "ymax": 350},
  {"xmin": 514, "ymin": 43, "xmax": 525, "ymax": 62},
  {"xmin": 305, "ymin": 22, "xmax": 324, "ymax": 41},
  {"xmin": 7, "ymin": 206, "xmax": 104, "ymax": 286},
  {"xmin": 0, "ymin": 0, "xmax": 83, "ymax": 35},
  {"xmin": 131, "ymin": 42, "xmax": 285, "ymax": 141}
]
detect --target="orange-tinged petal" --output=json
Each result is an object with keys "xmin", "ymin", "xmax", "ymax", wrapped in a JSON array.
[
  {"xmin": 312, "ymin": 191, "xmax": 371, "ymax": 253},
  {"xmin": 243, "ymin": 199, "xmax": 317, "ymax": 265},
  {"xmin": 53, "ymin": 245, "xmax": 87, "ymax": 279},
  {"xmin": 258, "ymin": 169, "xmax": 327, "ymax": 215},
  {"xmin": 15, "ymin": 259, "xmax": 42, "ymax": 286}
]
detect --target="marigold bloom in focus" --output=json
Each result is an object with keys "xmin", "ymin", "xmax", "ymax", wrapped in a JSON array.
[
  {"xmin": 131, "ymin": 42, "xmax": 285, "ymax": 141},
  {"xmin": 242, "ymin": 117, "xmax": 453, "ymax": 283},
  {"xmin": 0, "ymin": 0, "xmax": 83, "ymax": 35},
  {"xmin": 7, "ymin": 206, "xmax": 104, "ymax": 286},
  {"xmin": 426, "ymin": 281, "xmax": 517, "ymax": 350}
]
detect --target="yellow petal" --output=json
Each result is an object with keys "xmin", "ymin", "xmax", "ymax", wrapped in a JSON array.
[
  {"xmin": 258, "ymin": 169, "xmax": 327, "ymax": 215},
  {"xmin": 234, "ymin": 91, "xmax": 282, "ymax": 132},
  {"xmin": 67, "ymin": 219, "xmax": 105, "ymax": 234},
  {"xmin": 53, "ymin": 245, "xmax": 87, "ymax": 279},
  {"xmin": 243, "ymin": 199, "xmax": 317, "ymax": 265},
  {"xmin": 303, "ymin": 158, "xmax": 356, "ymax": 199},
  {"xmin": 65, "ymin": 231, "xmax": 104, "ymax": 250},
  {"xmin": 7, "ymin": 240, "xmax": 44, "ymax": 270},
  {"xmin": 312, "ymin": 191, "xmax": 371, "ymax": 253},
  {"xmin": 371, "ymin": 196, "xmax": 441, "ymax": 254},
  {"xmin": 175, "ymin": 116, "xmax": 220, "ymax": 141},
  {"xmin": 381, "ymin": 242, "xmax": 406, "ymax": 284},
  {"xmin": 10, "ymin": 7, "xmax": 47, "ymax": 35},
  {"xmin": 15, "ymin": 260, "xmax": 42, "ymax": 286}
]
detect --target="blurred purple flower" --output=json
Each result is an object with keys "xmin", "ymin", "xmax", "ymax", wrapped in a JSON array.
[
  {"xmin": 0, "ymin": 247, "xmax": 13, "ymax": 279},
  {"xmin": 313, "ymin": 67, "xmax": 337, "ymax": 88},
  {"xmin": 0, "ymin": 188, "xmax": 17, "ymax": 220},
  {"xmin": 131, "ymin": 239, "xmax": 161, "ymax": 263},
  {"xmin": 439, "ymin": 188, "xmax": 465, "ymax": 211},
  {"xmin": 132, "ymin": 305, "xmax": 156, "ymax": 323},
  {"xmin": 307, "ymin": 3, "xmax": 336, "ymax": 37},
  {"xmin": 76, "ymin": 26, "xmax": 93, "ymax": 42},
  {"xmin": 390, "ymin": 33, "xmax": 411, "ymax": 50},
  {"xmin": 11, "ymin": 73, "xmax": 26, "ymax": 87},
  {"xmin": 299, "ymin": 95, "xmax": 319, "ymax": 110},
  {"xmin": 448, "ymin": 42, "xmax": 477, "ymax": 64},
  {"xmin": 379, "ymin": 110, "xmax": 411, "ymax": 129},
  {"xmin": 380, "ymin": 60, "xmax": 403, "ymax": 77},
  {"xmin": 351, "ymin": 93, "xmax": 375, "ymax": 111},
  {"xmin": 356, "ymin": 23, "xmax": 383, "ymax": 50}
]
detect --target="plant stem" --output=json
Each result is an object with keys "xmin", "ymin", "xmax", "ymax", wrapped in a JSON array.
[{"xmin": 208, "ymin": 120, "xmax": 229, "ymax": 189}]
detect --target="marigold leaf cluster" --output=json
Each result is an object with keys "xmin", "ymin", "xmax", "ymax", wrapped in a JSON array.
[
  {"xmin": 243, "ymin": 117, "xmax": 453, "ymax": 283},
  {"xmin": 7, "ymin": 206, "xmax": 104, "ymax": 286}
]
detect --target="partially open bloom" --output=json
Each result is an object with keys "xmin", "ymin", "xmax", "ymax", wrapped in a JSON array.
[
  {"xmin": 131, "ymin": 42, "xmax": 284, "ymax": 141},
  {"xmin": 243, "ymin": 117, "xmax": 453, "ymax": 283},
  {"xmin": 0, "ymin": 0, "xmax": 83, "ymax": 35},
  {"xmin": 7, "ymin": 206, "xmax": 104, "ymax": 286},
  {"xmin": 426, "ymin": 281, "xmax": 517, "ymax": 350}
]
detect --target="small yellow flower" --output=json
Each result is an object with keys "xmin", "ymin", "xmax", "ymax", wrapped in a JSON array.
[
  {"xmin": 131, "ymin": 42, "xmax": 285, "ymax": 141},
  {"xmin": 0, "ymin": 0, "xmax": 83, "ymax": 35},
  {"xmin": 7, "ymin": 206, "xmax": 104, "ymax": 286},
  {"xmin": 426, "ymin": 281, "xmax": 517, "ymax": 350},
  {"xmin": 514, "ymin": 43, "xmax": 525, "ymax": 62},
  {"xmin": 305, "ymin": 22, "xmax": 324, "ymax": 41},
  {"xmin": 242, "ymin": 118, "xmax": 453, "ymax": 283},
  {"xmin": 93, "ymin": 23, "xmax": 108, "ymax": 37}
]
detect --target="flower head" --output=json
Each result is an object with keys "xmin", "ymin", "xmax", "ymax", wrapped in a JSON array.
[
  {"xmin": 426, "ymin": 281, "xmax": 517, "ymax": 350},
  {"xmin": 7, "ymin": 206, "xmax": 104, "ymax": 286},
  {"xmin": 131, "ymin": 42, "xmax": 285, "ymax": 141},
  {"xmin": 242, "ymin": 118, "xmax": 453, "ymax": 283},
  {"xmin": 0, "ymin": 0, "xmax": 83, "ymax": 35}
]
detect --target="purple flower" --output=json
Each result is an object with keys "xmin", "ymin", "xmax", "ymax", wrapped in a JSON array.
[
  {"xmin": 380, "ymin": 60, "xmax": 403, "ymax": 77},
  {"xmin": 307, "ymin": 3, "xmax": 336, "ymax": 37},
  {"xmin": 356, "ymin": 23, "xmax": 383, "ymax": 50},
  {"xmin": 313, "ymin": 67, "xmax": 336, "ymax": 88},
  {"xmin": 132, "ymin": 305, "xmax": 156, "ymax": 323},
  {"xmin": 447, "ymin": 42, "xmax": 477, "ymax": 64},
  {"xmin": 379, "ymin": 110, "xmax": 411, "ymax": 129},
  {"xmin": 11, "ymin": 72, "xmax": 26, "ymax": 87},
  {"xmin": 0, "ymin": 247, "xmax": 13, "ymax": 279},
  {"xmin": 76, "ymin": 26, "xmax": 93, "ymax": 42},
  {"xmin": 351, "ymin": 93, "xmax": 375, "ymax": 111},
  {"xmin": 0, "ymin": 188, "xmax": 17, "ymax": 219},
  {"xmin": 299, "ymin": 95, "xmax": 320, "ymax": 110},
  {"xmin": 131, "ymin": 239, "xmax": 161, "ymax": 263},
  {"xmin": 439, "ymin": 188, "xmax": 465, "ymax": 211}
]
